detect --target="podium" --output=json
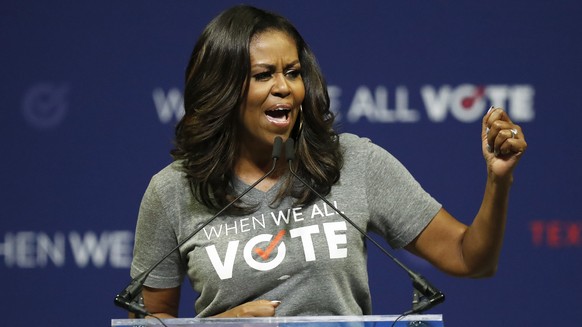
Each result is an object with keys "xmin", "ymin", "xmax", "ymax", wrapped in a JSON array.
[{"xmin": 111, "ymin": 315, "xmax": 444, "ymax": 327}]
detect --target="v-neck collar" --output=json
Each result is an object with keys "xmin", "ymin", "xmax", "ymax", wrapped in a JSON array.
[{"xmin": 232, "ymin": 172, "xmax": 289, "ymax": 203}]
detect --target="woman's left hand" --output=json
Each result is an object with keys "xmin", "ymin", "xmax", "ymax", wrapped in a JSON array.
[{"xmin": 482, "ymin": 107, "xmax": 528, "ymax": 181}]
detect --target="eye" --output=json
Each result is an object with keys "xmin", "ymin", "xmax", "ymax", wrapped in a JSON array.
[
  {"xmin": 285, "ymin": 68, "xmax": 302, "ymax": 80},
  {"xmin": 253, "ymin": 72, "xmax": 272, "ymax": 81}
]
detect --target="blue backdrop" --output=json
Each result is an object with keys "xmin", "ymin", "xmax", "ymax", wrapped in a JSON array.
[{"xmin": 2, "ymin": 1, "xmax": 581, "ymax": 326}]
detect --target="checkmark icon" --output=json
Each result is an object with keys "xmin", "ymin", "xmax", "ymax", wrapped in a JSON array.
[{"xmin": 254, "ymin": 230, "xmax": 286, "ymax": 260}]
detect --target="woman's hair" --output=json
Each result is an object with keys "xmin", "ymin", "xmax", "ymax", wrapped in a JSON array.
[{"xmin": 171, "ymin": 5, "xmax": 343, "ymax": 213}]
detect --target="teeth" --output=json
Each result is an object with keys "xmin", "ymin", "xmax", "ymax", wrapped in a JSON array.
[
  {"xmin": 266, "ymin": 109, "xmax": 290, "ymax": 117},
  {"xmin": 266, "ymin": 109, "xmax": 290, "ymax": 122}
]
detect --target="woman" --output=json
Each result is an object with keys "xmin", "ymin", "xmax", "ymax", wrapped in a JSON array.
[{"xmin": 130, "ymin": 5, "xmax": 527, "ymax": 318}]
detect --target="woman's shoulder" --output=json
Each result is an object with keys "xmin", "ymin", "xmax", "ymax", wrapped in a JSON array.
[
  {"xmin": 338, "ymin": 132, "xmax": 376, "ymax": 155},
  {"xmin": 148, "ymin": 160, "xmax": 189, "ymax": 193},
  {"xmin": 338, "ymin": 132, "xmax": 399, "ymax": 166},
  {"xmin": 339, "ymin": 132, "xmax": 371, "ymax": 146}
]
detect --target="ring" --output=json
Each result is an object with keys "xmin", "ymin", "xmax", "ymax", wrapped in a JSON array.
[{"xmin": 510, "ymin": 128, "xmax": 518, "ymax": 139}]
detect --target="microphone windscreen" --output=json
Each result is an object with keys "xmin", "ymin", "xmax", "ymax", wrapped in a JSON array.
[
  {"xmin": 285, "ymin": 138, "xmax": 295, "ymax": 161},
  {"xmin": 272, "ymin": 136, "xmax": 283, "ymax": 159}
]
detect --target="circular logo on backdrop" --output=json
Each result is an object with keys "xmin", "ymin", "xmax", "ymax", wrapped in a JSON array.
[{"xmin": 22, "ymin": 83, "xmax": 69, "ymax": 129}]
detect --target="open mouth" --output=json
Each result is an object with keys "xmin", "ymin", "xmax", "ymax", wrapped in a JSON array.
[{"xmin": 265, "ymin": 108, "xmax": 291, "ymax": 123}]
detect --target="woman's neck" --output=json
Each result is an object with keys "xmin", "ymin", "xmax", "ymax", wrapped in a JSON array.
[{"xmin": 234, "ymin": 146, "xmax": 287, "ymax": 192}]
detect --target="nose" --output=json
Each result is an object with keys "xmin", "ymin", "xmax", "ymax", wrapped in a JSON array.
[{"xmin": 271, "ymin": 73, "xmax": 291, "ymax": 98}]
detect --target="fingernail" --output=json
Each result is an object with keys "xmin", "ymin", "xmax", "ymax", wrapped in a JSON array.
[
  {"xmin": 271, "ymin": 300, "xmax": 281, "ymax": 305},
  {"xmin": 486, "ymin": 144, "xmax": 492, "ymax": 153},
  {"xmin": 486, "ymin": 127, "xmax": 490, "ymax": 135}
]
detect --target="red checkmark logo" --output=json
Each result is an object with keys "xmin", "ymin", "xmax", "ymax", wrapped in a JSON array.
[{"xmin": 254, "ymin": 230, "xmax": 286, "ymax": 260}]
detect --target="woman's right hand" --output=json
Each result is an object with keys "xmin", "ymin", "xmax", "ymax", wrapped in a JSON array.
[{"xmin": 212, "ymin": 300, "xmax": 281, "ymax": 318}]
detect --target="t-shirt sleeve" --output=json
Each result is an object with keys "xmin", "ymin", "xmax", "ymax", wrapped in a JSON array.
[
  {"xmin": 130, "ymin": 174, "xmax": 185, "ymax": 288},
  {"xmin": 362, "ymin": 139, "xmax": 441, "ymax": 249}
]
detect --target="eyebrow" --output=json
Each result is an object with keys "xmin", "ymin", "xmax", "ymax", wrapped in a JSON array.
[{"xmin": 251, "ymin": 60, "xmax": 301, "ymax": 70}]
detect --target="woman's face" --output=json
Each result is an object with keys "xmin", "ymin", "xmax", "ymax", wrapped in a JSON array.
[{"xmin": 239, "ymin": 29, "xmax": 305, "ymax": 152}]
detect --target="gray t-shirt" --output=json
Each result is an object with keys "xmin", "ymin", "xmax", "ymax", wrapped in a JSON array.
[{"xmin": 130, "ymin": 133, "xmax": 441, "ymax": 317}]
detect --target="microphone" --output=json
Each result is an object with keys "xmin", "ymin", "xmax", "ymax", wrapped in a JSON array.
[
  {"xmin": 284, "ymin": 138, "xmax": 445, "ymax": 315},
  {"xmin": 114, "ymin": 136, "xmax": 284, "ymax": 316}
]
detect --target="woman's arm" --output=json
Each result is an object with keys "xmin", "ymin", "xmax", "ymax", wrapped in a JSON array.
[
  {"xmin": 142, "ymin": 286, "xmax": 181, "ymax": 318},
  {"xmin": 211, "ymin": 300, "xmax": 281, "ymax": 317},
  {"xmin": 406, "ymin": 107, "xmax": 527, "ymax": 277},
  {"xmin": 141, "ymin": 286, "xmax": 280, "ymax": 318}
]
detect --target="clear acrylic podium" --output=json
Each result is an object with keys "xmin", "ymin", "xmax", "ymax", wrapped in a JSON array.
[{"xmin": 111, "ymin": 315, "xmax": 444, "ymax": 327}]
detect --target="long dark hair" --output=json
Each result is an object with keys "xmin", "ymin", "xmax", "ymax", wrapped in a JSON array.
[{"xmin": 171, "ymin": 5, "xmax": 342, "ymax": 213}]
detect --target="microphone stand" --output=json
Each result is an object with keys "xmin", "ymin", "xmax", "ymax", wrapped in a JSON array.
[
  {"xmin": 284, "ymin": 138, "xmax": 445, "ymax": 315},
  {"xmin": 114, "ymin": 137, "xmax": 284, "ymax": 316}
]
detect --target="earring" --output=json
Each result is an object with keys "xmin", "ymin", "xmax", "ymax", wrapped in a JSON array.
[{"xmin": 298, "ymin": 105, "xmax": 303, "ymax": 134}]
